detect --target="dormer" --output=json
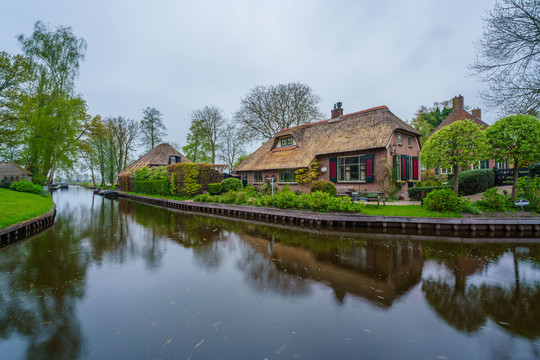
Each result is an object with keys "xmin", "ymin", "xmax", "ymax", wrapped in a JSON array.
[
  {"xmin": 168, "ymin": 155, "xmax": 181, "ymax": 164},
  {"xmin": 272, "ymin": 134, "xmax": 297, "ymax": 151}
]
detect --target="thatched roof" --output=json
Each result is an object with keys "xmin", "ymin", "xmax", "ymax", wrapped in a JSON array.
[
  {"xmin": 118, "ymin": 143, "xmax": 190, "ymax": 176},
  {"xmin": 431, "ymin": 96, "xmax": 488, "ymax": 135},
  {"xmin": 235, "ymin": 106, "xmax": 420, "ymax": 171}
]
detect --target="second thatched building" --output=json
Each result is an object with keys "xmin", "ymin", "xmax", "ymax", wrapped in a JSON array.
[{"xmin": 234, "ymin": 103, "xmax": 422, "ymax": 197}]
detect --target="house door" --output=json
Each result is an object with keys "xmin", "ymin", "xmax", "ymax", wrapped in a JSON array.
[{"xmin": 241, "ymin": 172, "xmax": 247, "ymax": 187}]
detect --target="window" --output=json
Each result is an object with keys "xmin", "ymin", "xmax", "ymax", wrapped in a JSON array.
[
  {"xmin": 253, "ymin": 171, "xmax": 263, "ymax": 183},
  {"xmin": 338, "ymin": 156, "xmax": 366, "ymax": 182},
  {"xmin": 408, "ymin": 136, "xmax": 412, "ymax": 146},
  {"xmin": 397, "ymin": 133, "xmax": 402, "ymax": 145},
  {"xmin": 471, "ymin": 160, "xmax": 489, "ymax": 170},
  {"xmin": 280, "ymin": 136, "xmax": 294, "ymax": 147},
  {"xmin": 440, "ymin": 167, "xmax": 453, "ymax": 175},
  {"xmin": 168, "ymin": 155, "xmax": 181, "ymax": 164},
  {"xmin": 279, "ymin": 169, "xmax": 296, "ymax": 183}
]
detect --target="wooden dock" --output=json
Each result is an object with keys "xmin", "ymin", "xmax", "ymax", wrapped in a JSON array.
[{"xmin": 119, "ymin": 193, "xmax": 540, "ymax": 237}]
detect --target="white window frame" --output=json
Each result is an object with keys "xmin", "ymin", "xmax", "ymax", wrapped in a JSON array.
[
  {"xmin": 253, "ymin": 171, "xmax": 263, "ymax": 183},
  {"xmin": 337, "ymin": 155, "xmax": 366, "ymax": 182},
  {"xmin": 278, "ymin": 169, "xmax": 297, "ymax": 183}
]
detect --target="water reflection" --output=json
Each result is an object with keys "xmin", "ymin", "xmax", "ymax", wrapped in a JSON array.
[{"xmin": 0, "ymin": 186, "xmax": 538, "ymax": 359}]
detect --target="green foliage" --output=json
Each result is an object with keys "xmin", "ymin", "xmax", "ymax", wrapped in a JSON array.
[
  {"xmin": 310, "ymin": 180, "xmax": 336, "ymax": 196},
  {"xmin": 478, "ymin": 188, "xmax": 510, "ymax": 212},
  {"xmin": 133, "ymin": 179, "xmax": 170, "ymax": 196},
  {"xmin": 167, "ymin": 162, "xmax": 223, "ymax": 196},
  {"xmin": 517, "ymin": 176, "xmax": 540, "ymax": 212},
  {"xmin": 486, "ymin": 114, "xmax": 540, "ymax": 198},
  {"xmin": 233, "ymin": 154, "xmax": 249, "ymax": 168},
  {"xmin": 447, "ymin": 169, "xmax": 495, "ymax": 196},
  {"xmin": 421, "ymin": 120, "xmax": 489, "ymax": 194},
  {"xmin": 9, "ymin": 180, "xmax": 43, "ymax": 195},
  {"xmin": 528, "ymin": 162, "xmax": 540, "ymax": 178},
  {"xmin": 409, "ymin": 101, "xmax": 452, "ymax": 139},
  {"xmin": 408, "ymin": 185, "xmax": 451, "ymax": 201},
  {"xmin": 423, "ymin": 188, "xmax": 465, "ymax": 213},
  {"xmin": 207, "ymin": 183, "xmax": 222, "ymax": 195},
  {"xmin": 133, "ymin": 166, "xmax": 149, "ymax": 180},
  {"xmin": 295, "ymin": 160, "xmax": 322, "ymax": 184},
  {"xmin": 169, "ymin": 172, "xmax": 177, "ymax": 195},
  {"xmin": 0, "ymin": 177, "xmax": 10, "ymax": 188},
  {"xmin": 463, "ymin": 202, "xmax": 483, "ymax": 215},
  {"xmin": 221, "ymin": 177, "xmax": 243, "ymax": 192}
]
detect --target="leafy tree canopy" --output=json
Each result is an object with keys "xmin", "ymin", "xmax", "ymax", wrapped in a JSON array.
[{"xmin": 409, "ymin": 100, "xmax": 452, "ymax": 140}]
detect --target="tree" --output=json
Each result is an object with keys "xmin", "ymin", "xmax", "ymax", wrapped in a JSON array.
[
  {"xmin": 218, "ymin": 123, "xmax": 246, "ymax": 172},
  {"xmin": 16, "ymin": 21, "xmax": 88, "ymax": 185},
  {"xmin": 420, "ymin": 120, "xmax": 489, "ymax": 194},
  {"xmin": 409, "ymin": 100, "xmax": 453, "ymax": 139},
  {"xmin": 187, "ymin": 105, "xmax": 224, "ymax": 165},
  {"xmin": 471, "ymin": 0, "xmax": 540, "ymax": 114},
  {"xmin": 233, "ymin": 154, "xmax": 249, "ymax": 169},
  {"xmin": 182, "ymin": 133, "xmax": 211, "ymax": 163},
  {"xmin": 140, "ymin": 107, "xmax": 166, "ymax": 151},
  {"xmin": 486, "ymin": 114, "xmax": 540, "ymax": 199},
  {"xmin": 234, "ymin": 82, "xmax": 324, "ymax": 142}
]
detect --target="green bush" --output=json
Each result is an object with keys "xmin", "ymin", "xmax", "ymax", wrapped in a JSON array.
[
  {"xmin": 221, "ymin": 177, "xmax": 243, "ymax": 192},
  {"xmin": 479, "ymin": 188, "xmax": 509, "ymax": 211},
  {"xmin": 463, "ymin": 201, "xmax": 483, "ymax": 215},
  {"xmin": 133, "ymin": 179, "xmax": 171, "ymax": 196},
  {"xmin": 167, "ymin": 163, "xmax": 223, "ymax": 196},
  {"xmin": 517, "ymin": 176, "xmax": 540, "ymax": 212},
  {"xmin": 207, "ymin": 183, "xmax": 222, "ymax": 195},
  {"xmin": 408, "ymin": 185, "xmax": 451, "ymax": 201},
  {"xmin": 423, "ymin": 188, "xmax": 465, "ymax": 213},
  {"xmin": 10, "ymin": 180, "xmax": 43, "ymax": 195},
  {"xmin": 310, "ymin": 180, "xmax": 336, "ymax": 196},
  {"xmin": 448, "ymin": 169, "xmax": 495, "ymax": 195},
  {"xmin": 529, "ymin": 162, "xmax": 540, "ymax": 178}
]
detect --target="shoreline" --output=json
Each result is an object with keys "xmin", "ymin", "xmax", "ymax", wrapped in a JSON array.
[{"xmin": 0, "ymin": 204, "xmax": 57, "ymax": 247}]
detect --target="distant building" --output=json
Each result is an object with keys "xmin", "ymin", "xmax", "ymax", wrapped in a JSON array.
[
  {"xmin": 235, "ymin": 103, "xmax": 422, "ymax": 196},
  {"xmin": 0, "ymin": 160, "xmax": 33, "ymax": 185}
]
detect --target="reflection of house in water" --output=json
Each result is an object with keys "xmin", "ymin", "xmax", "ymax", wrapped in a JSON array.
[{"xmin": 239, "ymin": 233, "xmax": 423, "ymax": 307}]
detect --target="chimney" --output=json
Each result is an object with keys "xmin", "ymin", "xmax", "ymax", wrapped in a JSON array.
[
  {"xmin": 452, "ymin": 95, "xmax": 464, "ymax": 111},
  {"xmin": 471, "ymin": 108, "xmax": 481, "ymax": 119},
  {"xmin": 331, "ymin": 102, "xmax": 343, "ymax": 119}
]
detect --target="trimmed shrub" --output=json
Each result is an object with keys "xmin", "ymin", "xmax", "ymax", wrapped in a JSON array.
[
  {"xmin": 221, "ymin": 177, "xmax": 243, "ymax": 192},
  {"xmin": 133, "ymin": 179, "xmax": 171, "ymax": 196},
  {"xmin": 408, "ymin": 185, "xmax": 451, "ymax": 201},
  {"xmin": 10, "ymin": 180, "xmax": 43, "ymax": 195},
  {"xmin": 517, "ymin": 176, "xmax": 540, "ymax": 212},
  {"xmin": 479, "ymin": 188, "xmax": 509, "ymax": 211},
  {"xmin": 423, "ymin": 188, "xmax": 465, "ymax": 213},
  {"xmin": 447, "ymin": 169, "xmax": 495, "ymax": 195},
  {"xmin": 310, "ymin": 180, "xmax": 336, "ymax": 196},
  {"xmin": 529, "ymin": 162, "xmax": 540, "ymax": 178},
  {"xmin": 207, "ymin": 183, "xmax": 222, "ymax": 195}
]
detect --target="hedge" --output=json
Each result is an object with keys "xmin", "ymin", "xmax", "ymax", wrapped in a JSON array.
[
  {"xmin": 408, "ymin": 185, "xmax": 451, "ymax": 201},
  {"xmin": 310, "ymin": 180, "xmax": 336, "ymax": 196},
  {"xmin": 530, "ymin": 162, "xmax": 540, "ymax": 178},
  {"xmin": 221, "ymin": 177, "xmax": 243, "ymax": 192},
  {"xmin": 167, "ymin": 163, "xmax": 223, "ymax": 196},
  {"xmin": 133, "ymin": 179, "xmax": 171, "ymax": 196},
  {"xmin": 448, "ymin": 169, "xmax": 495, "ymax": 195},
  {"xmin": 9, "ymin": 180, "xmax": 44, "ymax": 195}
]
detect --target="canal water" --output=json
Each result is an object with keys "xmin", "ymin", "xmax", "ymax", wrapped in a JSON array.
[{"xmin": 0, "ymin": 186, "xmax": 539, "ymax": 360}]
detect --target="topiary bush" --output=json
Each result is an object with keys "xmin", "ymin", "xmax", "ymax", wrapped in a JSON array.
[
  {"xmin": 529, "ymin": 162, "xmax": 540, "ymax": 178},
  {"xmin": 479, "ymin": 187, "xmax": 509, "ymax": 211},
  {"xmin": 207, "ymin": 183, "xmax": 222, "ymax": 195},
  {"xmin": 310, "ymin": 180, "xmax": 336, "ymax": 196},
  {"xmin": 408, "ymin": 185, "xmax": 452, "ymax": 201},
  {"xmin": 221, "ymin": 177, "xmax": 243, "ymax": 192},
  {"xmin": 448, "ymin": 169, "xmax": 495, "ymax": 195},
  {"xmin": 423, "ymin": 188, "xmax": 465, "ymax": 213},
  {"xmin": 9, "ymin": 180, "xmax": 43, "ymax": 195}
]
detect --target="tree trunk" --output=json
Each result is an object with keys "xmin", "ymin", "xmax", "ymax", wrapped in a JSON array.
[
  {"xmin": 512, "ymin": 158, "xmax": 519, "ymax": 200},
  {"xmin": 453, "ymin": 164, "xmax": 459, "ymax": 194}
]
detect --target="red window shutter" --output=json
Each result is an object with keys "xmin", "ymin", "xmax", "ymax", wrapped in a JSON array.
[
  {"xmin": 329, "ymin": 157, "xmax": 337, "ymax": 183},
  {"xmin": 413, "ymin": 157, "xmax": 419, "ymax": 180},
  {"xmin": 401, "ymin": 155, "xmax": 407, "ymax": 180},
  {"xmin": 365, "ymin": 154, "xmax": 374, "ymax": 182}
]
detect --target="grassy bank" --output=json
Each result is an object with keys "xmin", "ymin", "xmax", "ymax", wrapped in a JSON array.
[
  {"xmin": 361, "ymin": 204, "xmax": 460, "ymax": 218},
  {"xmin": 0, "ymin": 188, "xmax": 54, "ymax": 229}
]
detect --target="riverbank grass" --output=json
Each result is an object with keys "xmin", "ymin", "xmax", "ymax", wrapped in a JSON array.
[
  {"xmin": 0, "ymin": 188, "xmax": 54, "ymax": 229},
  {"xmin": 361, "ymin": 204, "xmax": 460, "ymax": 218}
]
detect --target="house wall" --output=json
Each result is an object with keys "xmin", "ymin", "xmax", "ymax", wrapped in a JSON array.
[{"xmin": 0, "ymin": 161, "xmax": 32, "ymax": 185}]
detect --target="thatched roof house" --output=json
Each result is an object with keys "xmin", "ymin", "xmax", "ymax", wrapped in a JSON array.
[
  {"xmin": 235, "ymin": 103, "xmax": 422, "ymax": 196},
  {"xmin": 0, "ymin": 160, "xmax": 32, "ymax": 185},
  {"xmin": 118, "ymin": 143, "xmax": 190, "ymax": 177}
]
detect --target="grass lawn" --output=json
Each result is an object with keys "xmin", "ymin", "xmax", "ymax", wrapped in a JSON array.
[
  {"xmin": 361, "ymin": 204, "xmax": 460, "ymax": 218},
  {"xmin": 0, "ymin": 188, "xmax": 54, "ymax": 229}
]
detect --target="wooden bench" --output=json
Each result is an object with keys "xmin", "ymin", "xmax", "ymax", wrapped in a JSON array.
[{"xmin": 343, "ymin": 190, "xmax": 387, "ymax": 208}]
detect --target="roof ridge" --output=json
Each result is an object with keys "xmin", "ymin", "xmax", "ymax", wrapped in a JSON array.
[{"xmin": 279, "ymin": 105, "xmax": 388, "ymax": 132}]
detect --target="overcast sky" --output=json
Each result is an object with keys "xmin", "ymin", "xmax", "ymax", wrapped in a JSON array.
[{"xmin": 1, "ymin": 0, "xmax": 496, "ymax": 154}]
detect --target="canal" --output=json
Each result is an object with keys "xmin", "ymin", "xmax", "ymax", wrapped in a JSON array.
[{"xmin": 0, "ymin": 186, "xmax": 539, "ymax": 359}]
